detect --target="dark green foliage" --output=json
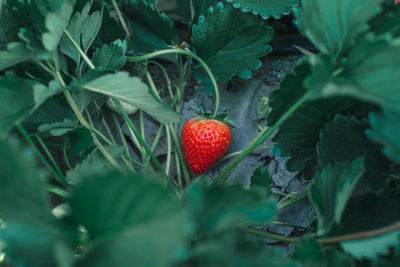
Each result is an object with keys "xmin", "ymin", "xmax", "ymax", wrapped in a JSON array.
[{"xmin": 191, "ymin": 2, "xmax": 273, "ymax": 94}]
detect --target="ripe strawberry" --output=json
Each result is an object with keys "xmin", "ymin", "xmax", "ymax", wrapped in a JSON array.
[{"xmin": 181, "ymin": 116, "xmax": 231, "ymax": 174}]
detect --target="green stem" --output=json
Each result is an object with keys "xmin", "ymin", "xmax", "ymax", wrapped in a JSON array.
[
  {"xmin": 35, "ymin": 134, "xmax": 64, "ymax": 178},
  {"xmin": 139, "ymin": 110, "xmax": 146, "ymax": 142},
  {"xmin": 271, "ymin": 190, "xmax": 289, "ymax": 197},
  {"xmin": 94, "ymin": 102, "xmax": 116, "ymax": 144},
  {"xmin": 248, "ymin": 221, "xmax": 400, "ymax": 244},
  {"xmin": 169, "ymin": 125, "xmax": 191, "ymax": 185},
  {"xmin": 148, "ymin": 60, "xmax": 174, "ymax": 99},
  {"xmin": 278, "ymin": 190, "xmax": 309, "ymax": 210},
  {"xmin": 318, "ymin": 221, "xmax": 400, "ymax": 244},
  {"xmin": 63, "ymin": 89, "xmax": 120, "ymax": 169},
  {"xmin": 245, "ymin": 227, "xmax": 300, "ymax": 243},
  {"xmin": 120, "ymin": 155, "xmax": 136, "ymax": 173},
  {"xmin": 17, "ymin": 125, "xmax": 64, "ymax": 184},
  {"xmin": 175, "ymin": 150, "xmax": 183, "ymax": 190},
  {"xmin": 213, "ymin": 92, "xmax": 311, "ymax": 184},
  {"xmin": 150, "ymin": 125, "xmax": 164, "ymax": 153},
  {"xmin": 128, "ymin": 48, "xmax": 220, "ymax": 117},
  {"xmin": 110, "ymin": 0, "xmax": 131, "ymax": 36},
  {"xmin": 145, "ymin": 70, "xmax": 162, "ymax": 100},
  {"xmin": 165, "ymin": 126, "xmax": 172, "ymax": 176},
  {"xmin": 113, "ymin": 100, "xmax": 177, "ymax": 190},
  {"xmin": 112, "ymin": 113, "xmax": 131, "ymax": 158},
  {"xmin": 268, "ymin": 221, "xmax": 311, "ymax": 231},
  {"xmin": 47, "ymin": 186, "xmax": 70, "ymax": 198},
  {"xmin": 63, "ymin": 136, "xmax": 73, "ymax": 170},
  {"xmin": 63, "ymin": 29, "xmax": 95, "ymax": 69}
]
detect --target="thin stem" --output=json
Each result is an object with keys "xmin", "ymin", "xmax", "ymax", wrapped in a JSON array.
[
  {"xmin": 88, "ymin": 125, "xmax": 114, "ymax": 146},
  {"xmin": 175, "ymin": 151, "xmax": 183, "ymax": 190},
  {"xmin": 165, "ymin": 126, "xmax": 172, "ymax": 176},
  {"xmin": 268, "ymin": 221, "xmax": 311, "ymax": 231},
  {"xmin": 150, "ymin": 125, "xmax": 164, "ymax": 153},
  {"xmin": 169, "ymin": 125, "xmax": 191, "ymax": 185},
  {"xmin": 94, "ymin": 102, "xmax": 116, "ymax": 144},
  {"xmin": 17, "ymin": 124, "xmax": 64, "ymax": 183},
  {"xmin": 318, "ymin": 221, "xmax": 400, "ymax": 244},
  {"xmin": 113, "ymin": 100, "xmax": 177, "ymax": 190},
  {"xmin": 112, "ymin": 113, "xmax": 131, "ymax": 158},
  {"xmin": 63, "ymin": 137, "xmax": 73, "ymax": 170},
  {"xmin": 139, "ymin": 111, "xmax": 146, "ymax": 142},
  {"xmin": 128, "ymin": 48, "xmax": 220, "ymax": 117},
  {"xmin": 247, "ymin": 221, "xmax": 400, "ymax": 245},
  {"xmin": 63, "ymin": 29, "xmax": 95, "ymax": 69},
  {"xmin": 245, "ymin": 227, "xmax": 300, "ymax": 243},
  {"xmin": 278, "ymin": 190, "xmax": 309, "ymax": 210},
  {"xmin": 120, "ymin": 155, "xmax": 136, "ymax": 173},
  {"xmin": 63, "ymin": 89, "xmax": 120, "ymax": 169},
  {"xmin": 47, "ymin": 186, "xmax": 70, "ymax": 198},
  {"xmin": 35, "ymin": 134, "xmax": 64, "ymax": 178},
  {"xmin": 110, "ymin": 0, "xmax": 131, "ymax": 36},
  {"xmin": 84, "ymin": 109, "xmax": 95, "ymax": 127},
  {"xmin": 148, "ymin": 60, "xmax": 174, "ymax": 99},
  {"xmin": 18, "ymin": 125, "xmax": 65, "ymax": 183},
  {"xmin": 145, "ymin": 70, "xmax": 162, "ymax": 100},
  {"xmin": 213, "ymin": 92, "xmax": 311, "ymax": 184},
  {"xmin": 57, "ymin": 32, "xmax": 119, "ymax": 169}
]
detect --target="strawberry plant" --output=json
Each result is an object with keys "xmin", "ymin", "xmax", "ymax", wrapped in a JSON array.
[{"xmin": 1, "ymin": 0, "xmax": 400, "ymax": 266}]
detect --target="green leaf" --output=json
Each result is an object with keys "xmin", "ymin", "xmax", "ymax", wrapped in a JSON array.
[
  {"xmin": 317, "ymin": 115, "xmax": 392, "ymax": 192},
  {"xmin": 341, "ymin": 228, "xmax": 400, "ymax": 261},
  {"xmin": 267, "ymin": 59, "xmax": 310, "ymax": 126},
  {"xmin": 22, "ymin": 94, "xmax": 76, "ymax": 134},
  {"xmin": 369, "ymin": 3, "xmax": 400, "ymax": 38},
  {"xmin": 225, "ymin": 0, "xmax": 298, "ymax": 19},
  {"xmin": 307, "ymin": 36, "xmax": 400, "ymax": 114},
  {"xmin": 294, "ymin": 0, "xmax": 382, "ymax": 55},
  {"xmin": 0, "ymin": 43, "xmax": 37, "ymax": 71},
  {"xmin": 0, "ymin": 74, "xmax": 60, "ymax": 139},
  {"xmin": 79, "ymin": 71, "xmax": 180, "ymax": 124},
  {"xmin": 70, "ymin": 171, "xmax": 186, "ymax": 267},
  {"xmin": 340, "ymin": 192, "xmax": 400, "ymax": 236},
  {"xmin": 292, "ymin": 239, "xmax": 355, "ymax": 267},
  {"xmin": 337, "ymin": 192, "xmax": 400, "ymax": 261},
  {"xmin": 68, "ymin": 127, "xmax": 93, "ymax": 157},
  {"xmin": 60, "ymin": 2, "xmax": 103, "ymax": 62},
  {"xmin": 69, "ymin": 171, "xmax": 180, "ymax": 240},
  {"xmin": 0, "ymin": 140, "xmax": 51, "ymax": 223},
  {"xmin": 92, "ymin": 40, "xmax": 127, "ymax": 71},
  {"xmin": 37, "ymin": 118, "xmax": 76, "ymax": 136},
  {"xmin": 66, "ymin": 145, "xmax": 123, "ymax": 184},
  {"xmin": 271, "ymin": 97, "xmax": 358, "ymax": 177},
  {"xmin": 250, "ymin": 165, "xmax": 272, "ymax": 193},
  {"xmin": 0, "ymin": 139, "xmax": 75, "ymax": 267},
  {"xmin": 76, "ymin": 211, "xmax": 185, "ymax": 267},
  {"xmin": 0, "ymin": 4, "xmax": 23, "ymax": 49},
  {"xmin": 366, "ymin": 108, "xmax": 400, "ymax": 163},
  {"xmin": 191, "ymin": 2, "xmax": 272, "ymax": 94},
  {"xmin": 177, "ymin": 0, "xmax": 218, "ymax": 23},
  {"xmin": 184, "ymin": 180, "xmax": 277, "ymax": 235},
  {"xmin": 310, "ymin": 158, "xmax": 365, "ymax": 236},
  {"xmin": 97, "ymin": 9, "xmax": 125, "ymax": 44},
  {"xmin": 41, "ymin": 0, "xmax": 74, "ymax": 51},
  {"xmin": 77, "ymin": 211, "xmax": 184, "ymax": 267},
  {"xmin": 125, "ymin": 0, "xmax": 179, "ymax": 61},
  {"xmin": 190, "ymin": 230, "xmax": 299, "ymax": 267}
]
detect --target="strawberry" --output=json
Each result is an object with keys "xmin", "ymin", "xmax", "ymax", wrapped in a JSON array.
[{"xmin": 181, "ymin": 116, "xmax": 231, "ymax": 174}]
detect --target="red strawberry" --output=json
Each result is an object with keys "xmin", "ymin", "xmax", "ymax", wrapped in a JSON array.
[{"xmin": 181, "ymin": 117, "xmax": 231, "ymax": 174}]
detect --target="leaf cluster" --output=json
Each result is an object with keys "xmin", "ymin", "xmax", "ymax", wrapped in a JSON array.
[{"xmin": 266, "ymin": 0, "xmax": 400, "ymax": 265}]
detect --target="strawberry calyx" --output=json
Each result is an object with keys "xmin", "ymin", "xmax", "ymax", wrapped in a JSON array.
[{"xmin": 191, "ymin": 110, "xmax": 236, "ymax": 128}]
